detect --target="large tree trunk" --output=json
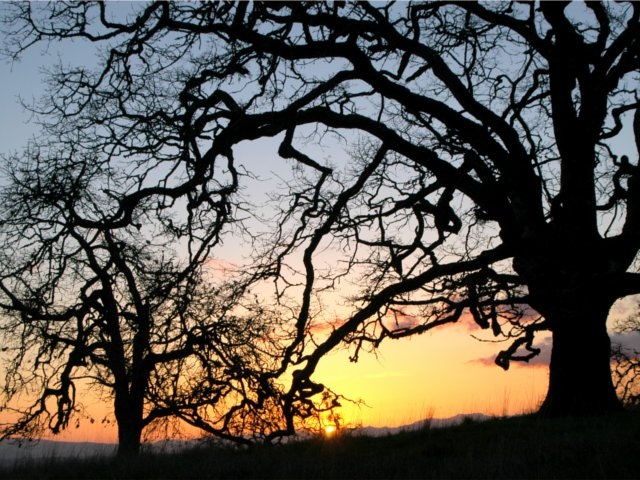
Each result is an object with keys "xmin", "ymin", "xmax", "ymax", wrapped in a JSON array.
[
  {"xmin": 539, "ymin": 301, "xmax": 623, "ymax": 416},
  {"xmin": 115, "ymin": 408, "xmax": 144, "ymax": 457},
  {"xmin": 114, "ymin": 388, "xmax": 145, "ymax": 457}
]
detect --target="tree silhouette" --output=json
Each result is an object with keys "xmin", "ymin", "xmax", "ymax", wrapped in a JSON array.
[
  {"xmin": 0, "ymin": 143, "xmax": 290, "ymax": 456},
  {"xmin": 3, "ymin": 1, "xmax": 640, "ymax": 419},
  {"xmin": 611, "ymin": 312, "xmax": 640, "ymax": 407}
]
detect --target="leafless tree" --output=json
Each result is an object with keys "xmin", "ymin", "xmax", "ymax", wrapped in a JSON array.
[
  {"xmin": 0, "ymin": 143, "xmax": 290, "ymax": 456},
  {"xmin": 3, "ymin": 1, "xmax": 640, "ymax": 420},
  {"xmin": 612, "ymin": 313, "xmax": 640, "ymax": 407}
]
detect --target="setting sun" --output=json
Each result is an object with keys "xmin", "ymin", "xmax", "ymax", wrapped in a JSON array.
[{"xmin": 324, "ymin": 425, "xmax": 337, "ymax": 436}]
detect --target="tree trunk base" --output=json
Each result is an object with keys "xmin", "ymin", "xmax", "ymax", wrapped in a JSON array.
[
  {"xmin": 538, "ymin": 305, "xmax": 624, "ymax": 417},
  {"xmin": 538, "ymin": 392, "xmax": 625, "ymax": 418}
]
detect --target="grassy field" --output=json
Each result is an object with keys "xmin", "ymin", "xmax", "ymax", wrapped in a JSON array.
[{"xmin": 1, "ymin": 412, "xmax": 638, "ymax": 479}]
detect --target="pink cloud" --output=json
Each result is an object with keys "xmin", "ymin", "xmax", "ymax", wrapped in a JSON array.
[
  {"xmin": 203, "ymin": 257, "xmax": 239, "ymax": 278},
  {"xmin": 381, "ymin": 308, "xmax": 422, "ymax": 332},
  {"xmin": 470, "ymin": 337, "xmax": 551, "ymax": 369},
  {"xmin": 309, "ymin": 316, "xmax": 348, "ymax": 335},
  {"xmin": 471, "ymin": 330, "xmax": 640, "ymax": 370}
]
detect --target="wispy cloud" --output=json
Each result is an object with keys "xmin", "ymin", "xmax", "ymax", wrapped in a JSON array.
[
  {"xmin": 470, "ymin": 330, "xmax": 640, "ymax": 369},
  {"xmin": 381, "ymin": 309, "xmax": 421, "ymax": 332},
  {"xmin": 203, "ymin": 257, "xmax": 239, "ymax": 278},
  {"xmin": 309, "ymin": 316, "xmax": 348, "ymax": 335},
  {"xmin": 470, "ymin": 337, "xmax": 551, "ymax": 369}
]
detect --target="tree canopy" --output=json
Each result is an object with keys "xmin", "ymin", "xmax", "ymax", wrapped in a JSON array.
[{"xmin": 0, "ymin": 140, "xmax": 295, "ymax": 455}]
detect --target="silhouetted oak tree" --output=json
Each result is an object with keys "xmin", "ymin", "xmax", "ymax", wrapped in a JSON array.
[
  {"xmin": 3, "ymin": 1, "xmax": 640, "ymax": 418},
  {"xmin": 0, "ymin": 144, "xmax": 289, "ymax": 456}
]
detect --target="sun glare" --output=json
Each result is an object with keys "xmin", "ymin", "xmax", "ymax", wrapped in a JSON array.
[{"xmin": 324, "ymin": 425, "xmax": 337, "ymax": 436}]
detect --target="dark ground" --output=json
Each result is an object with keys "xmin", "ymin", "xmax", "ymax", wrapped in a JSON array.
[{"xmin": 1, "ymin": 412, "xmax": 638, "ymax": 479}]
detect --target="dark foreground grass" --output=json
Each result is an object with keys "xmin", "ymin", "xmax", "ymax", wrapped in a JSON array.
[{"xmin": 2, "ymin": 412, "xmax": 639, "ymax": 479}]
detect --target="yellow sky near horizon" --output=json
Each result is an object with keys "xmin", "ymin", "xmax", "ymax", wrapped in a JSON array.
[{"xmin": 313, "ymin": 327, "xmax": 549, "ymax": 427}]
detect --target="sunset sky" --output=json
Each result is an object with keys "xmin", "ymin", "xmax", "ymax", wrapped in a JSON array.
[{"xmin": 1, "ymin": 10, "xmax": 640, "ymax": 445}]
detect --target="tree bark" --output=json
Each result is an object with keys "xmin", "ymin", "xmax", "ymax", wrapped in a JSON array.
[
  {"xmin": 114, "ymin": 385, "xmax": 145, "ymax": 457},
  {"xmin": 539, "ymin": 301, "xmax": 623, "ymax": 417},
  {"xmin": 115, "ymin": 408, "xmax": 144, "ymax": 457}
]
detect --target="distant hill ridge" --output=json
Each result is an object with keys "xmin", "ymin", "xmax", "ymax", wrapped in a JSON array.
[{"xmin": 351, "ymin": 413, "xmax": 492, "ymax": 437}]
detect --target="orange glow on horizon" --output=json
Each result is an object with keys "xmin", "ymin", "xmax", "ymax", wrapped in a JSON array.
[
  {"xmin": 324, "ymin": 425, "xmax": 337, "ymax": 436},
  {"xmin": 3, "ymin": 298, "xmax": 636, "ymax": 445},
  {"xmin": 312, "ymin": 323, "xmax": 551, "ymax": 430}
]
